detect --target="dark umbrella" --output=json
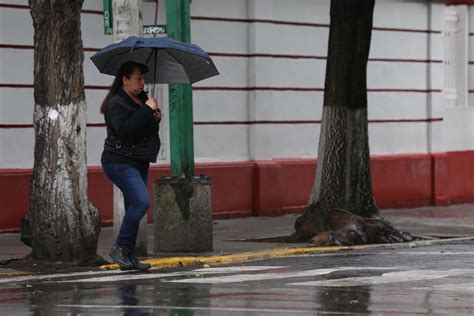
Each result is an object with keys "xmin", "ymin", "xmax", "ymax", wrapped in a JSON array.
[{"xmin": 90, "ymin": 36, "xmax": 219, "ymax": 84}]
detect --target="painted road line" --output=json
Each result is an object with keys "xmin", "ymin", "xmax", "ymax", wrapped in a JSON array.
[
  {"xmin": 56, "ymin": 271, "xmax": 196, "ymax": 284},
  {"xmin": 0, "ymin": 266, "xmax": 286, "ymax": 285},
  {"xmin": 53, "ymin": 266, "xmax": 287, "ymax": 283},
  {"xmin": 373, "ymin": 251, "xmax": 474, "ymax": 255},
  {"xmin": 305, "ymin": 251, "xmax": 474, "ymax": 257},
  {"xmin": 0, "ymin": 268, "xmax": 135, "ymax": 285},
  {"xmin": 191, "ymin": 266, "xmax": 287, "ymax": 273},
  {"xmin": 414, "ymin": 282, "xmax": 474, "ymax": 292},
  {"xmin": 167, "ymin": 268, "xmax": 340, "ymax": 284},
  {"xmin": 167, "ymin": 267, "xmax": 398, "ymax": 284},
  {"xmin": 99, "ymin": 236, "xmax": 474, "ymax": 271},
  {"xmin": 290, "ymin": 269, "xmax": 473, "ymax": 287},
  {"xmin": 55, "ymin": 304, "xmax": 365, "ymax": 315}
]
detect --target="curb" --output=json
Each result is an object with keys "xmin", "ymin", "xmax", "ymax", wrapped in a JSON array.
[
  {"xmin": 99, "ymin": 235, "xmax": 474, "ymax": 270},
  {"xmin": 0, "ymin": 268, "xmax": 28, "ymax": 276}
]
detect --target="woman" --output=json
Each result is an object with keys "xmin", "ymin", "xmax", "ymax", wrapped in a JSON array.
[{"xmin": 101, "ymin": 61, "xmax": 161, "ymax": 271}]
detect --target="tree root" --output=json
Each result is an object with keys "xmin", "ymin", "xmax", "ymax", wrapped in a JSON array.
[{"xmin": 291, "ymin": 202, "xmax": 415, "ymax": 246}]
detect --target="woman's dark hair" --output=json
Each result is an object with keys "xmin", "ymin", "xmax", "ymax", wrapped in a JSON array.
[{"xmin": 100, "ymin": 61, "xmax": 148, "ymax": 114}]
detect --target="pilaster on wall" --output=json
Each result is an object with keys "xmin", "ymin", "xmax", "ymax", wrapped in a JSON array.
[
  {"xmin": 432, "ymin": 152, "xmax": 450, "ymax": 205},
  {"xmin": 442, "ymin": 3, "xmax": 474, "ymax": 153},
  {"xmin": 427, "ymin": 3, "xmax": 444, "ymax": 154},
  {"xmin": 247, "ymin": 0, "xmax": 275, "ymax": 160},
  {"xmin": 443, "ymin": 4, "xmax": 468, "ymax": 107},
  {"xmin": 253, "ymin": 160, "xmax": 284, "ymax": 215},
  {"xmin": 253, "ymin": 159, "xmax": 316, "ymax": 216}
]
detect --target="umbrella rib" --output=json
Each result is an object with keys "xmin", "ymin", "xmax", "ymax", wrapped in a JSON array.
[
  {"xmin": 144, "ymin": 49, "xmax": 155, "ymax": 66},
  {"xmin": 143, "ymin": 49, "xmax": 156, "ymax": 82},
  {"xmin": 153, "ymin": 50, "xmax": 158, "ymax": 83}
]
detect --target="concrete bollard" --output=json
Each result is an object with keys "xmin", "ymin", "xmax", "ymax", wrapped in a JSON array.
[{"xmin": 153, "ymin": 176, "xmax": 213, "ymax": 253}]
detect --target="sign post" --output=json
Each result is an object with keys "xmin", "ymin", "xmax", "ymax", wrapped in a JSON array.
[
  {"xmin": 103, "ymin": 0, "xmax": 113, "ymax": 35},
  {"xmin": 155, "ymin": 1, "xmax": 212, "ymax": 254},
  {"xmin": 166, "ymin": 0, "xmax": 194, "ymax": 178}
]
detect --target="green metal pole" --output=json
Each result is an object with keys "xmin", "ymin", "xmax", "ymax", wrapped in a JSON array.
[{"xmin": 166, "ymin": 0, "xmax": 195, "ymax": 178}]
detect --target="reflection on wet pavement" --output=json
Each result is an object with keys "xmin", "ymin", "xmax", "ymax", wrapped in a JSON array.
[{"xmin": 0, "ymin": 244, "xmax": 473, "ymax": 315}]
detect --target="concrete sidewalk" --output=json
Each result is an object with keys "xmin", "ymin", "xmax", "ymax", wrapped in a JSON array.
[{"xmin": 1, "ymin": 204, "xmax": 474, "ymax": 263}]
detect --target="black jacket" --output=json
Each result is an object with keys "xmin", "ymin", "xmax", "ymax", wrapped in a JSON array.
[{"xmin": 102, "ymin": 89, "xmax": 161, "ymax": 164}]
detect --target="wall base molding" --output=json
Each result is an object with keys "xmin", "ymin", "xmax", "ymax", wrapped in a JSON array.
[{"xmin": 1, "ymin": 150, "xmax": 473, "ymax": 232}]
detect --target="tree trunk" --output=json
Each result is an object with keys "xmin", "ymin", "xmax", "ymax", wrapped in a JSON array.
[
  {"xmin": 293, "ymin": 0, "xmax": 412, "ymax": 244},
  {"xmin": 312, "ymin": 0, "xmax": 377, "ymax": 217},
  {"xmin": 28, "ymin": 0, "xmax": 100, "ymax": 261},
  {"xmin": 311, "ymin": 106, "xmax": 377, "ymax": 218}
]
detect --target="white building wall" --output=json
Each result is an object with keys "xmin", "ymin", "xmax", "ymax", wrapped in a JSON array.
[{"xmin": 0, "ymin": 0, "xmax": 473, "ymax": 169}]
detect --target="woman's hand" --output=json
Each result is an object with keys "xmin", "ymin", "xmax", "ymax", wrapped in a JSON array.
[
  {"xmin": 145, "ymin": 98, "xmax": 159, "ymax": 111},
  {"xmin": 146, "ymin": 98, "xmax": 161, "ymax": 121}
]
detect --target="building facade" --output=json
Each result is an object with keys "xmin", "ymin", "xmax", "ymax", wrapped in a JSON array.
[{"xmin": 1, "ymin": 0, "xmax": 473, "ymax": 231}]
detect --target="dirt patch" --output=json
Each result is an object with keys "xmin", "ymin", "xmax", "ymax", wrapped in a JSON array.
[{"xmin": 0, "ymin": 254, "xmax": 109, "ymax": 274}]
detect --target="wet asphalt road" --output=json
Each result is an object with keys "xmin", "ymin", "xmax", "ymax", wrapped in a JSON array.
[{"xmin": 0, "ymin": 242, "xmax": 473, "ymax": 315}]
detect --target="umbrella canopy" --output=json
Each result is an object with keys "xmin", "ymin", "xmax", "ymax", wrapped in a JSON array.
[{"xmin": 90, "ymin": 36, "xmax": 219, "ymax": 84}]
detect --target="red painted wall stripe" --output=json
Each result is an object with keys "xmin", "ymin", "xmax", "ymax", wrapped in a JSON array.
[
  {"xmin": 1, "ymin": 151, "xmax": 473, "ymax": 232},
  {"xmin": 368, "ymin": 58, "xmax": 442, "ymax": 64},
  {"xmin": 0, "ymin": 84, "xmax": 443, "ymax": 93},
  {"xmin": 193, "ymin": 87, "xmax": 442, "ymax": 93},
  {"xmin": 0, "ymin": 84, "xmax": 32, "ymax": 88},
  {"xmin": 79, "ymin": 9, "xmax": 103, "ymax": 16},
  {"xmin": 372, "ymin": 26, "xmax": 441, "ymax": 34},
  {"xmin": 0, "ymin": 3, "xmax": 102, "ymax": 15},
  {"xmin": 209, "ymin": 52, "xmax": 443, "ymax": 64},
  {"xmin": 191, "ymin": 16, "xmax": 442, "ymax": 34},
  {"xmin": 0, "ymin": 124, "xmax": 32, "ymax": 129},
  {"xmin": 0, "ymin": 44, "xmax": 100, "ymax": 53},
  {"xmin": 0, "ymin": 3, "xmax": 443, "ymax": 34},
  {"xmin": 0, "ymin": 84, "xmax": 110, "ymax": 90},
  {"xmin": 193, "ymin": 86, "xmax": 324, "ymax": 92},
  {"xmin": 0, "ymin": 3, "xmax": 29, "ymax": 9},
  {"xmin": 193, "ymin": 118, "xmax": 443, "ymax": 125},
  {"xmin": 0, "ymin": 44, "xmax": 444, "ymax": 64},
  {"xmin": 191, "ymin": 16, "xmax": 328, "ymax": 28},
  {"xmin": 0, "ymin": 118, "xmax": 444, "ymax": 129},
  {"xmin": 0, "ymin": 44, "xmax": 33, "ymax": 50}
]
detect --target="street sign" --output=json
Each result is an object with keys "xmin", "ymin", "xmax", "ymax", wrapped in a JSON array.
[
  {"xmin": 143, "ymin": 25, "xmax": 167, "ymax": 35},
  {"xmin": 103, "ymin": 0, "xmax": 113, "ymax": 35}
]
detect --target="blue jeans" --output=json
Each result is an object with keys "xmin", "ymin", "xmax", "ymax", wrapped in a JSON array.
[{"xmin": 102, "ymin": 163, "xmax": 150, "ymax": 256}]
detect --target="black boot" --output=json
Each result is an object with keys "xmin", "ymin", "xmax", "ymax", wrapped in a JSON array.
[
  {"xmin": 109, "ymin": 245, "xmax": 133, "ymax": 270},
  {"xmin": 128, "ymin": 255, "xmax": 151, "ymax": 271}
]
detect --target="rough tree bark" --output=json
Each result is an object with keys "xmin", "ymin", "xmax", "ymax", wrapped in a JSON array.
[
  {"xmin": 28, "ymin": 0, "xmax": 100, "ymax": 261},
  {"xmin": 293, "ymin": 0, "xmax": 412, "ymax": 245}
]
